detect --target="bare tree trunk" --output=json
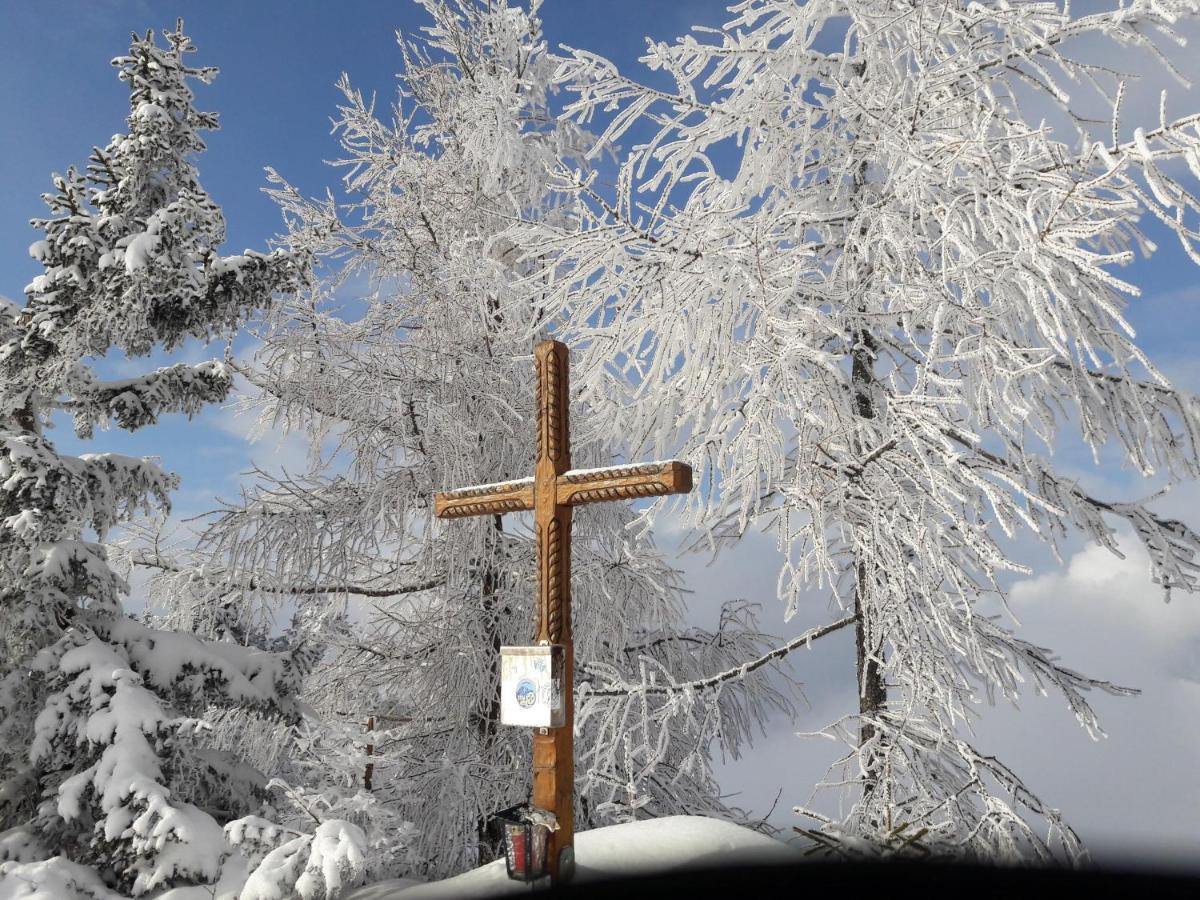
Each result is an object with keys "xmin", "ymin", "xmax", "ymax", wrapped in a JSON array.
[
  {"xmin": 851, "ymin": 330, "xmax": 887, "ymax": 806},
  {"xmin": 11, "ymin": 402, "xmax": 36, "ymax": 435},
  {"xmin": 363, "ymin": 716, "xmax": 375, "ymax": 791},
  {"xmin": 474, "ymin": 512, "xmax": 506, "ymax": 862}
]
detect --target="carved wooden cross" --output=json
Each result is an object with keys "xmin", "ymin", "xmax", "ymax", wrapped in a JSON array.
[{"xmin": 434, "ymin": 340, "xmax": 692, "ymax": 882}]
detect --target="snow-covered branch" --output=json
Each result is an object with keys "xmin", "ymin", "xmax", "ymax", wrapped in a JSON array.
[
  {"xmin": 66, "ymin": 359, "xmax": 233, "ymax": 438},
  {"xmin": 582, "ymin": 613, "xmax": 856, "ymax": 697},
  {"xmin": 127, "ymin": 547, "xmax": 444, "ymax": 599}
]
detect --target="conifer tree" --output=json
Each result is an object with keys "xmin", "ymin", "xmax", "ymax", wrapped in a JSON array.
[{"xmin": 0, "ymin": 23, "xmax": 367, "ymax": 898}]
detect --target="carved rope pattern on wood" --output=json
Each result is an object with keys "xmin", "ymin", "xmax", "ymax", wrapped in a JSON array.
[
  {"xmin": 566, "ymin": 482, "xmax": 668, "ymax": 506},
  {"xmin": 439, "ymin": 480, "xmax": 533, "ymax": 500},
  {"xmin": 546, "ymin": 517, "xmax": 563, "ymax": 642},
  {"xmin": 439, "ymin": 498, "xmax": 530, "ymax": 518},
  {"xmin": 561, "ymin": 462, "xmax": 673, "ymax": 484},
  {"xmin": 536, "ymin": 523, "xmax": 545, "ymax": 638},
  {"xmin": 536, "ymin": 351, "xmax": 546, "ymax": 463},
  {"xmin": 546, "ymin": 348, "xmax": 563, "ymax": 463}
]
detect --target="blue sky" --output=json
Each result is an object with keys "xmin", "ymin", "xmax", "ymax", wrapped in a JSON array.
[
  {"xmin": 0, "ymin": 0, "xmax": 737, "ymax": 505},
  {"xmin": 2, "ymin": 0, "xmax": 1199, "ymax": 864}
]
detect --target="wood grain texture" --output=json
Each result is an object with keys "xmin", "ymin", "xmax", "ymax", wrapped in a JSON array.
[
  {"xmin": 561, "ymin": 461, "xmax": 676, "ymax": 483},
  {"xmin": 535, "ymin": 350, "xmax": 546, "ymax": 463}
]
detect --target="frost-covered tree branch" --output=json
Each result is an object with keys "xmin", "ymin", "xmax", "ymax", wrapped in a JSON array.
[
  {"xmin": 502, "ymin": 0, "xmax": 1200, "ymax": 862},
  {"xmin": 582, "ymin": 612, "xmax": 856, "ymax": 697},
  {"xmin": 126, "ymin": 546, "xmax": 444, "ymax": 598},
  {"xmin": 138, "ymin": 0, "xmax": 804, "ymax": 880}
]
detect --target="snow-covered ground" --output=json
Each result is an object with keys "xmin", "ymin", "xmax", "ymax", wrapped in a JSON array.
[{"xmin": 346, "ymin": 816, "xmax": 802, "ymax": 899}]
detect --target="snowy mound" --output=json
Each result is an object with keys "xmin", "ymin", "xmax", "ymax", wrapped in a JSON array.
[{"xmin": 346, "ymin": 816, "xmax": 801, "ymax": 899}]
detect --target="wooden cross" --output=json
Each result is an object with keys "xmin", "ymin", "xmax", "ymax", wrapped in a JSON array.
[{"xmin": 434, "ymin": 340, "xmax": 692, "ymax": 882}]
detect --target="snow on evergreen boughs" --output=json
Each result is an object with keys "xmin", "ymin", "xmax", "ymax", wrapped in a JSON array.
[
  {"xmin": 30, "ymin": 634, "xmax": 228, "ymax": 894},
  {"xmin": 9, "ymin": 24, "xmax": 299, "ymax": 375},
  {"xmin": 204, "ymin": 711, "xmax": 420, "ymax": 890},
  {"xmin": 0, "ymin": 15, "xmax": 299, "ymax": 658},
  {"xmin": 229, "ymin": 817, "xmax": 368, "ymax": 900},
  {"xmin": 0, "ymin": 436, "xmax": 176, "ymax": 657},
  {"xmin": 68, "ymin": 360, "xmax": 234, "ymax": 439},
  {"xmin": 0, "ymin": 855, "xmax": 125, "ymax": 900},
  {"xmin": 0, "ymin": 20, "xmax": 368, "ymax": 900}
]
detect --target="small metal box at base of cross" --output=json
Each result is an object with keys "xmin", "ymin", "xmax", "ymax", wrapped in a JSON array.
[{"xmin": 500, "ymin": 645, "xmax": 565, "ymax": 728}]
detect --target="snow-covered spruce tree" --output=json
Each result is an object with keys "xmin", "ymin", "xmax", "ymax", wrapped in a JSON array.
[
  {"xmin": 509, "ymin": 0, "xmax": 1200, "ymax": 861},
  {"xmin": 129, "ymin": 0, "xmax": 794, "ymax": 879},
  {"xmin": 0, "ymin": 23, "xmax": 370, "ymax": 899}
]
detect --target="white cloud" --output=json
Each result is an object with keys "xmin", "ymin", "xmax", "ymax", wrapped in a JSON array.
[
  {"xmin": 1011, "ymin": 529, "xmax": 1200, "ymax": 664},
  {"xmin": 971, "ymin": 525, "xmax": 1200, "ymax": 861}
]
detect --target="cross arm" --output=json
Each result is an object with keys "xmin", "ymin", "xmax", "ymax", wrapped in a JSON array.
[
  {"xmin": 556, "ymin": 460, "xmax": 692, "ymax": 507},
  {"xmin": 434, "ymin": 477, "xmax": 535, "ymax": 519}
]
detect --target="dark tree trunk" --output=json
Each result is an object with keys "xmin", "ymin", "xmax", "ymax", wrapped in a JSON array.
[
  {"xmin": 851, "ymin": 330, "xmax": 887, "ymax": 806},
  {"xmin": 474, "ymin": 512, "xmax": 507, "ymax": 863}
]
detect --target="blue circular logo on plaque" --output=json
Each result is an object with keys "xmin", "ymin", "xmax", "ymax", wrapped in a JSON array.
[{"xmin": 515, "ymin": 678, "xmax": 537, "ymax": 709}]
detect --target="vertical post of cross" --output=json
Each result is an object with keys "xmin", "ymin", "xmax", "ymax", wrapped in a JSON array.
[
  {"xmin": 532, "ymin": 340, "xmax": 574, "ymax": 880},
  {"xmin": 434, "ymin": 339, "xmax": 694, "ymax": 884}
]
